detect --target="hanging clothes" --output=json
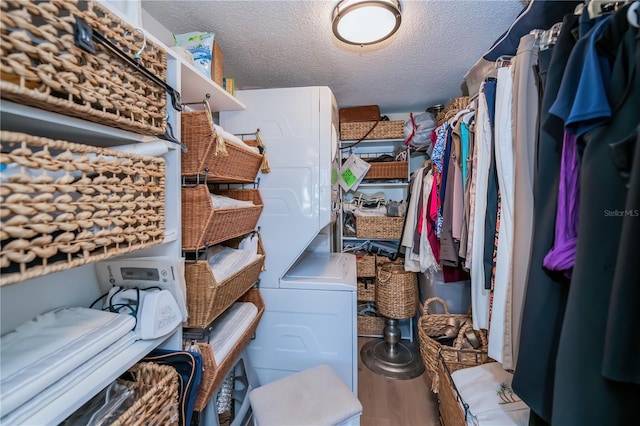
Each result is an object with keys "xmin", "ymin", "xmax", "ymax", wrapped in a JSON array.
[
  {"xmin": 553, "ymin": 5, "xmax": 640, "ymax": 424},
  {"xmin": 487, "ymin": 65, "xmax": 514, "ymax": 364},
  {"xmin": 470, "ymin": 81, "xmax": 494, "ymax": 330},
  {"xmin": 512, "ymin": 12, "xmax": 578, "ymax": 422},
  {"xmin": 506, "ymin": 31, "xmax": 540, "ymax": 371}
]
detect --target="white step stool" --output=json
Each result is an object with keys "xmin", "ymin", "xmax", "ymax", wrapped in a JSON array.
[{"xmin": 249, "ymin": 364, "xmax": 363, "ymax": 426}]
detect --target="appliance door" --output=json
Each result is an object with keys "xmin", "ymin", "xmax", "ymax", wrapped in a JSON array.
[
  {"xmin": 220, "ymin": 87, "xmax": 337, "ymax": 288},
  {"xmin": 247, "ymin": 286, "xmax": 358, "ymax": 395}
]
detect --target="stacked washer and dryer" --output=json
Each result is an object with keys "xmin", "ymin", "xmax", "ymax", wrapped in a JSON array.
[{"xmin": 221, "ymin": 87, "xmax": 359, "ymax": 396}]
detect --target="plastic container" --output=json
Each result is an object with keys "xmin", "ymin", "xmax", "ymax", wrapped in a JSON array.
[{"xmin": 418, "ymin": 268, "xmax": 471, "ymax": 314}]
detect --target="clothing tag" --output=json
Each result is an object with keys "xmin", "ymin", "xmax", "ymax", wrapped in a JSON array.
[{"xmin": 339, "ymin": 154, "xmax": 370, "ymax": 191}]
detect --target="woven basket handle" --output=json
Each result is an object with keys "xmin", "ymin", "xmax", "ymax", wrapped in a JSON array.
[
  {"xmin": 202, "ymin": 99, "xmax": 228, "ymax": 156},
  {"xmin": 377, "ymin": 268, "xmax": 393, "ymax": 283},
  {"xmin": 423, "ymin": 296, "xmax": 450, "ymax": 316}
]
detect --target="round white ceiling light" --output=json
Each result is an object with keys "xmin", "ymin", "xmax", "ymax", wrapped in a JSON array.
[{"xmin": 332, "ymin": 0, "xmax": 402, "ymax": 46}]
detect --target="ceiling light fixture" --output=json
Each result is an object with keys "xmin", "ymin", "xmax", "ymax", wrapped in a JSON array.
[{"xmin": 332, "ymin": 0, "xmax": 402, "ymax": 46}]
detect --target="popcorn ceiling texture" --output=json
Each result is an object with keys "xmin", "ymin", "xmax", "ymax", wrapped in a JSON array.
[{"xmin": 142, "ymin": 0, "xmax": 525, "ymax": 114}]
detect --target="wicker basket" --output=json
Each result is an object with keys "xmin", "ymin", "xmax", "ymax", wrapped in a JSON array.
[
  {"xmin": 112, "ymin": 362, "xmax": 180, "ymax": 426},
  {"xmin": 193, "ymin": 289, "xmax": 265, "ymax": 412},
  {"xmin": 437, "ymin": 356, "xmax": 470, "ymax": 426},
  {"xmin": 0, "ymin": 1, "xmax": 167, "ymax": 136},
  {"xmin": 417, "ymin": 297, "xmax": 488, "ymax": 393},
  {"xmin": 436, "ymin": 97, "xmax": 471, "ymax": 126},
  {"xmin": 356, "ymin": 253, "xmax": 376, "ymax": 277},
  {"xmin": 358, "ymin": 314, "xmax": 386, "ymax": 336},
  {"xmin": 181, "ymin": 108, "xmax": 262, "ymax": 182},
  {"xmin": 340, "ymin": 120, "xmax": 404, "ymax": 141},
  {"xmin": 0, "ymin": 131, "xmax": 166, "ymax": 286},
  {"xmin": 184, "ymin": 236, "xmax": 265, "ymax": 328},
  {"xmin": 355, "ymin": 216, "xmax": 404, "ymax": 239},
  {"xmin": 364, "ymin": 161, "xmax": 408, "ymax": 180},
  {"xmin": 357, "ymin": 278, "xmax": 376, "ymax": 302},
  {"xmin": 375, "ymin": 263, "xmax": 418, "ymax": 319},
  {"xmin": 181, "ymin": 186, "xmax": 263, "ymax": 250}
]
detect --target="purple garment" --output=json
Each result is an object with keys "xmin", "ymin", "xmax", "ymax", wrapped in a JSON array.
[{"xmin": 543, "ymin": 131, "xmax": 579, "ymax": 274}]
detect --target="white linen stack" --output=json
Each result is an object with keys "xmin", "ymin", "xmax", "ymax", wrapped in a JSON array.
[
  {"xmin": 451, "ymin": 362, "xmax": 530, "ymax": 426},
  {"xmin": 206, "ymin": 233, "xmax": 261, "ymax": 282},
  {"xmin": 207, "ymin": 302, "xmax": 259, "ymax": 364},
  {"xmin": 0, "ymin": 307, "xmax": 136, "ymax": 422}
]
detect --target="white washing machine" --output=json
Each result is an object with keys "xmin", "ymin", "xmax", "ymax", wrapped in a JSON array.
[
  {"xmin": 246, "ymin": 251, "xmax": 357, "ymax": 394},
  {"xmin": 221, "ymin": 87, "xmax": 358, "ymax": 395}
]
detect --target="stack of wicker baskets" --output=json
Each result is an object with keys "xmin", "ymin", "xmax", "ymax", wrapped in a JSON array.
[{"xmin": 417, "ymin": 297, "xmax": 488, "ymax": 393}]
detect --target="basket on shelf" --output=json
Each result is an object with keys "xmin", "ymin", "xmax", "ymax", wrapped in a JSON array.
[
  {"xmin": 181, "ymin": 186, "xmax": 263, "ymax": 250},
  {"xmin": 364, "ymin": 161, "xmax": 408, "ymax": 180},
  {"xmin": 356, "ymin": 253, "xmax": 377, "ymax": 277},
  {"xmin": 193, "ymin": 289, "xmax": 265, "ymax": 412},
  {"xmin": 357, "ymin": 277, "xmax": 376, "ymax": 302},
  {"xmin": 0, "ymin": 131, "xmax": 166, "ymax": 286},
  {"xmin": 417, "ymin": 297, "xmax": 488, "ymax": 393},
  {"xmin": 181, "ymin": 104, "xmax": 263, "ymax": 182},
  {"xmin": 358, "ymin": 314, "xmax": 386, "ymax": 336},
  {"xmin": 375, "ymin": 262, "xmax": 418, "ymax": 320},
  {"xmin": 436, "ymin": 97, "xmax": 471, "ymax": 127},
  {"xmin": 184, "ymin": 235, "xmax": 265, "ymax": 328},
  {"xmin": 355, "ymin": 216, "xmax": 404, "ymax": 239},
  {"xmin": 112, "ymin": 362, "xmax": 180, "ymax": 426},
  {"xmin": 340, "ymin": 120, "xmax": 404, "ymax": 141},
  {"xmin": 0, "ymin": 0, "xmax": 167, "ymax": 136}
]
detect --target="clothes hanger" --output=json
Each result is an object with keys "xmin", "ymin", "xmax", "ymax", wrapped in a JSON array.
[
  {"xmin": 588, "ymin": 1, "xmax": 632, "ymax": 19},
  {"xmin": 627, "ymin": 1, "xmax": 640, "ymax": 27}
]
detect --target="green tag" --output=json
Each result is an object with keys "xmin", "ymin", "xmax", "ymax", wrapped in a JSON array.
[
  {"xmin": 331, "ymin": 168, "xmax": 338, "ymax": 185},
  {"xmin": 341, "ymin": 168, "xmax": 357, "ymax": 187}
]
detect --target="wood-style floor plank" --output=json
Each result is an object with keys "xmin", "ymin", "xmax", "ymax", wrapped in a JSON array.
[{"xmin": 358, "ymin": 337, "xmax": 440, "ymax": 426}]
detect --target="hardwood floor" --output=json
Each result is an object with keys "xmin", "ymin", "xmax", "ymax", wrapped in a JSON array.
[{"xmin": 357, "ymin": 337, "xmax": 440, "ymax": 426}]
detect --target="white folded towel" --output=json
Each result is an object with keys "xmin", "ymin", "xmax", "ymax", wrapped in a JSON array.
[
  {"xmin": 451, "ymin": 362, "xmax": 529, "ymax": 426},
  {"xmin": 208, "ymin": 302, "xmax": 258, "ymax": 364},
  {"xmin": 1, "ymin": 307, "xmax": 135, "ymax": 416},
  {"xmin": 210, "ymin": 193, "xmax": 254, "ymax": 209}
]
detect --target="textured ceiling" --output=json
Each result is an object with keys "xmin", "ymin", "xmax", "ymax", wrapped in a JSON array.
[{"xmin": 141, "ymin": 0, "xmax": 526, "ymax": 114}]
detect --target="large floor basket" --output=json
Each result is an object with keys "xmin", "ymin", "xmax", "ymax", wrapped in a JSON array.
[{"xmin": 417, "ymin": 297, "xmax": 488, "ymax": 392}]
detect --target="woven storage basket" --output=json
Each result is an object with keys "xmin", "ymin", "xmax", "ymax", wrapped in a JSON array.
[
  {"xmin": 181, "ymin": 108, "xmax": 262, "ymax": 182},
  {"xmin": 417, "ymin": 297, "xmax": 488, "ymax": 393},
  {"xmin": 181, "ymin": 186, "xmax": 263, "ymax": 250},
  {"xmin": 364, "ymin": 161, "xmax": 408, "ymax": 180},
  {"xmin": 437, "ymin": 355, "xmax": 471, "ymax": 426},
  {"xmin": 358, "ymin": 314, "xmax": 386, "ymax": 336},
  {"xmin": 355, "ymin": 216, "xmax": 404, "ymax": 239},
  {"xmin": 0, "ymin": 1, "xmax": 167, "ymax": 136},
  {"xmin": 193, "ymin": 289, "xmax": 265, "ymax": 412},
  {"xmin": 356, "ymin": 253, "xmax": 376, "ymax": 277},
  {"xmin": 375, "ymin": 263, "xmax": 418, "ymax": 319},
  {"xmin": 357, "ymin": 278, "xmax": 376, "ymax": 302},
  {"xmin": 436, "ymin": 97, "xmax": 471, "ymax": 126},
  {"xmin": 184, "ymin": 235, "xmax": 265, "ymax": 328},
  {"xmin": 112, "ymin": 362, "xmax": 180, "ymax": 426},
  {"xmin": 0, "ymin": 131, "xmax": 166, "ymax": 286},
  {"xmin": 340, "ymin": 120, "xmax": 404, "ymax": 140}
]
